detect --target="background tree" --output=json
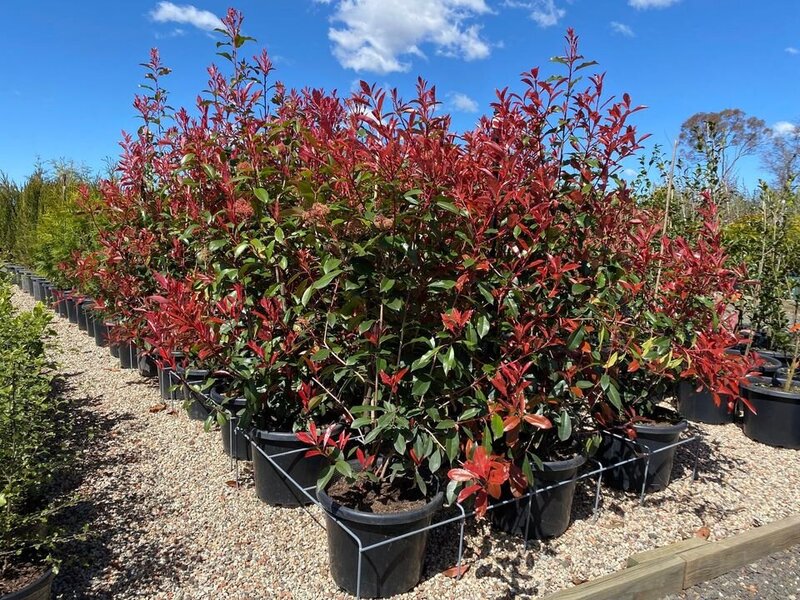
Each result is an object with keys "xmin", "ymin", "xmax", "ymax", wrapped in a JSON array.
[{"xmin": 678, "ymin": 108, "xmax": 767, "ymax": 220}]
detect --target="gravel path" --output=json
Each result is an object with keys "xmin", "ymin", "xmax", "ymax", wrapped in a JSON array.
[
  {"xmin": 13, "ymin": 289, "xmax": 800, "ymax": 599},
  {"xmin": 664, "ymin": 544, "xmax": 800, "ymax": 600}
]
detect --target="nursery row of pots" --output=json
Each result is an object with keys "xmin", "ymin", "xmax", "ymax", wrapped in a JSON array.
[{"xmin": 7, "ymin": 263, "xmax": 703, "ymax": 598}]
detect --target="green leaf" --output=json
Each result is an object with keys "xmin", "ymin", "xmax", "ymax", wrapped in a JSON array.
[
  {"xmin": 323, "ymin": 257, "xmax": 342, "ymax": 274},
  {"xmin": 429, "ymin": 280, "xmax": 456, "ymax": 291},
  {"xmin": 460, "ymin": 407, "xmax": 481, "ymax": 420},
  {"xmin": 394, "ymin": 432, "xmax": 406, "ymax": 454},
  {"xmin": 567, "ymin": 326, "xmax": 585, "ymax": 351},
  {"xmin": 209, "ymin": 239, "xmax": 227, "ymax": 252},
  {"xmin": 436, "ymin": 200, "xmax": 461, "ymax": 214},
  {"xmin": 522, "ymin": 456, "xmax": 535, "ymax": 485},
  {"xmin": 335, "ymin": 460, "xmax": 354, "ymax": 478},
  {"xmin": 234, "ymin": 242, "xmax": 248, "ymax": 258},
  {"xmin": 444, "ymin": 431, "xmax": 459, "ymax": 462},
  {"xmin": 571, "ymin": 282, "xmax": 590, "ymax": 295},
  {"xmin": 412, "ymin": 378, "xmax": 431, "ymax": 397},
  {"xmin": 476, "ymin": 315, "xmax": 490, "ymax": 338},
  {"xmin": 490, "ymin": 413, "xmax": 504, "ymax": 440},
  {"xmin": 311, "ymin": 348, "xmax": 330, "ymax": 361},
  {"xmin": 313, "ymin": 270, "xmax": 342, "ymax": 290},
  {"xmin": 380, "ymin": 278, "xmax": 396, "ymax": 293},
  {"xmin": 440, "ymin": 346, "xmax": 456, "ymax": 375},
  {"xmin": 435, "ymin": 419, "xmax": 456, "ymax": 430},
  {"xmin": 607, "ymin": 382, "xmax": 622, "ymax": 411},
  {"xmin": 428, "ymin": 449, "xmax": 441, "ymax": 474},
  {"xmin": 557, "ymin": 410, "xmax": 572, "ymax": 441},
  {"xmin": 301, "ymin": 285, "xmax": 314, "ymax": 307},
  {"xmin": 384, "ymin": 297, "xmax": 403, "ymax": 311},
  {"xmin": 351, "ymin": 416, "xmax": 372, "ymax": 429},
  {"xmin": 253, "ymin": 188, "xmax": 269, "ymax": 203},
  {"xmin": 317, "ymin": 464, "xmax": 335, "ymax": 491},
  {"xmin": 411, "ymin": 347, "xmax": 438, "ymax": 372},
  {"xmin": 274, "ymin": 227, "xmax": 285, "ymax": 244}
]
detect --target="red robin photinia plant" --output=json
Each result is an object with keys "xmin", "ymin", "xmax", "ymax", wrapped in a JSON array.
[{"xmin": 62, "ymin": 11, "xmax": 749, "ymax": 511}]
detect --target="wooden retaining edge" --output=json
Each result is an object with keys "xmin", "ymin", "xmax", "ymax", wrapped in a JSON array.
[{"xmin": 542, "ymin": 514, "xmax": 800, "ymax": 600}]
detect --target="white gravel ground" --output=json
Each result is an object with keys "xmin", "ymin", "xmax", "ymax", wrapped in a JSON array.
[{"xmin": 13, "ymin": 288, "xmax": 800, "ymax": 600}]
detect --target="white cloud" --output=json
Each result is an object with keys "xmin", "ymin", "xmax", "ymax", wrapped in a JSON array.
[
  {"xmin": 323, "ymin": 0, "xmax": 492, "ymax": 74},
  {"xmin": 772, "ymin": 121, "xmax": 797, "ymax": 136},
  {"xmin": 628, "ymin": 0, "xmax": 680, "ymax": 8},
  {"xmin": 450, "ymin": 92, "xmax": 479, "ymax": 113},
  {"xmin": 149, "ymin": 2, "xmax": 223, "ymax": 32},
  {"xmin": 610, "ymin": 21, "xmax": 635, "ymax": 37},
  {"xmin": 786, "ymin": 47, "xmax": 799, "ymax": 55},
  {"xmin": 504, "ymin": 1, "xmax": 565, "ymax": 28}
]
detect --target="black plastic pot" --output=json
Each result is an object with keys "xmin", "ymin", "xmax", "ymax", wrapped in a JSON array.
[
  {"xmin": 210, "ymin": 388, "xmax": 251, "ymax": 460},
  {"xmin": 77, "ymin": 298, "xmax": 94, "ymax": 335},
  {"xmin": 676, "ymin": 380, "xmax": 734, "ymax": 425},
  {"xmin": 753, "ymin": 350, "xmax": 788, "ymax": 371},
  {"xmin": 756, "ymin": 352, "xmax": 784, "ymax": 375},
  {"xmin": 65, "ymin": 296, "xmax": 78, "ymax": 324},
  {"xmin": 157, "ymin": 365, "xmax": 172, "ymax": 400},
  {"xmin": 0, "ymin": 567, "xmax": 54, "ymax": 600},
  {"xmin": 490, "ymin": 454, "xmax": 586, "ymax": 540},
  {"xmin": 118, "ymin": 340, "xmax": 137, "ymax": 369},
  {"xmin": 597, "ymin": 418, "xmax": 688, "ymax": 492},
  {"xmin": 21, "ymin": 272, "xmax": 32, "ymax": 294},
  {"xmin": 92, "ymin": 318, "xmax": 108, "ymax": 347},
  {"xmin": 86, "ymin": 310, "xmax": 95, "ymax": 339},
  {"xmin": 318, "ymin": 484, "xmax": 444, "ymax": 598},
  {"xmin": 76, "ymin": 299, "xmax": 89, "ymax": 330},
  {"xmin": 137, "ymin": 351, "xmax": 157, "ymax": 378},
  {"xmin": 251, "ymin": 428, "xmax": 332, "ymax": 506},
  {"xmin": 175, "ymin": 368, "xmax": 210, "ymax": 421},
  {"xmin": 740, "ymin": 377, "xmax": 800, "ymax": 449},
  {"xmin": 53, "ymin": 291, "xmax": 68, "ymax": 318},
  {"xmin": 31, "ymin": 278, "xmax": 45, "ymax": 301}
]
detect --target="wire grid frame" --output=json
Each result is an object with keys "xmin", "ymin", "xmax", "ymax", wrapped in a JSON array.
[{"xmin": 171, "ymin": 374, "xmax": 702, "ymax": 600}]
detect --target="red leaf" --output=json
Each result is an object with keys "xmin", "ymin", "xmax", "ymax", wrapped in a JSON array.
[{"xmin": 441, "ymin": 563, "xmax": 470, "ymax": 578}]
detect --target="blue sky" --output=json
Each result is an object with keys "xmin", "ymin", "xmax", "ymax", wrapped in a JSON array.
[{"xmin": 2, "ymin": 0, "xmax": 798, "ymax": 189}]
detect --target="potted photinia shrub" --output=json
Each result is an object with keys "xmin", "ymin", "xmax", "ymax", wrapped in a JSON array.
[
  {"xmin": 443, "ymin": 33, "xmax": 659, "ymax": 536},
  {"xmin": 593, "ymin": 196, "xmax": 750, "ymax": 491},
  {"xmin": 282, "ymin": 76, "xmax": 482, "ymax": 596}
]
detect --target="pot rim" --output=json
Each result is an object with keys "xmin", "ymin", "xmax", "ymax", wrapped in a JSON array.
[
  {"xmin": 742, "ymin": 376, "xmax": 800, "ymax": 400},
  {"xmin": 536, "ymin": 453, "xmax": 587, "ymax": 473}
]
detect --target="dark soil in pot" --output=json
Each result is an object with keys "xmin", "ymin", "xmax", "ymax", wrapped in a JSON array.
[
  {"xmin": 318, "ymin": 479, "xmax": 443, "ymax": 598},
  {"xmin": 210, "ymin": 388, "xmax": 250, "ymax": 460},
  {"xmin": 0, "ymin": 563, "xmax": 53, "ymax": 599},
  {"xmin": 676, "ymin": 380, "xmax": 733, "ymax": 425},
  {"xmin": 490, "ymin": 453, "xmax": 586, "ymax": 540},
  {"xmin": 251, "ymin": 428, "xmax": 332, "ymax": 506},
  {"xmin": 740, "ymin": 376, "xmax": 800, "ymax": 449},
  {"xmin": 597, "ymin": 412, "xmax": 688, "ymax": 492}
]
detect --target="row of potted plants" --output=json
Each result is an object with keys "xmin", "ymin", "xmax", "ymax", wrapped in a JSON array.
[{"xmin": 5, "ymin": 11, "xmax": 796, "ymax": 598}]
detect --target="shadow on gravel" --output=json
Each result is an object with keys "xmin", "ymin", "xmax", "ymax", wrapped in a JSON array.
[{"xmin": 49, "ymin": 374, "xmax": 194, "ymax": 599}]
